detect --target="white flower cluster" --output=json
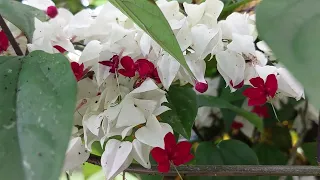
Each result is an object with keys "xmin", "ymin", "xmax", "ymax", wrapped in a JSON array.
[{"xmin": 24, "ymin": 0, "xmax": 305, "ymax": 179}]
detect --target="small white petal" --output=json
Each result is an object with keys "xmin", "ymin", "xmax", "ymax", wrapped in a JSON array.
[
  {"xmin": 157, "ymin": 53, "xmax": 180, "ymax": 90},
  {"xmin": 79, "ymin": 40, "xmax": 102, "ymax": 65},
  {"xmin": 132, "ymin": 139, "xmax": 152, "ymax": 168}
]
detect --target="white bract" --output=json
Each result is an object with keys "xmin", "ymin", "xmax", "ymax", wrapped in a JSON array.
[{"xmin": 23, "ymin": 0, "xmax": 306, "ymax": 180}]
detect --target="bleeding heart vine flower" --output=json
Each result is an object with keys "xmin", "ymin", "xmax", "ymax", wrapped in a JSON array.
[
  {"xmin": 71, "ymin": 62, "xmax": 84, "ymax": 81},
  {"xmin": 243, "ymin": 74, "xmax": 278, "ymax": 106},
  {"xmin": 0, "ymin": 30, "xmax": 9, "ymax": 53},
  {"xmin": 231, "ymin": 121, "xmax": 243, "ymax": 130},
  {"xmin": 151, "ymin": 132, "xmax": 194, "ymax": 173}
]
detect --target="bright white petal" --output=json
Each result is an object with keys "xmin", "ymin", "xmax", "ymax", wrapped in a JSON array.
[
  {"xmin": 277, "ymin": 67, "xmax": 304, "ymax": 100},
  {"xmin": 227, "ymin": 33, "xmax": 255, "ymax": 55},
  {"xmin": 116, "ymin": 96, "xmax": 146, "ymax": 127},
  {"xmin": 135, "ymin": 115, "xmax": 173, "ymax": 148},
  {"xmin": 79, "ymin": 40, "xmax": 102, "ymax": 65},
  {"xmin": 132, "ymin": 139, "xmax": 152, "ymax": 169},
  {"xmin": 157, "ymin": 53, "xmax": 180, "ymax": 90},
  {"xmin": 101, "ymin": 140, "xmax": 133, "ymax": 180},
  {"xmin": 63, "ymin": 137, "xmax": 90, "ymax": 172}
]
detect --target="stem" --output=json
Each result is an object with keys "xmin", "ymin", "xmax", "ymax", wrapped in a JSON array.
[
  {"xmin": 270, "ymin": 102, "xmax": 280, "ymax": 122},
  {"xmin": 171, "ymin": 161, "xmax": 183, "ymax": 180},
  {"xmin": 317, "ymin": 110, "xmax": 320, "ymax": 165},
  {"xmin": 87, "ymin": 154, "xmax": 320, "ymax": 176},
  {"xmin": 0, "ymin": 14, "xmax": 24, "ymax": 56}
]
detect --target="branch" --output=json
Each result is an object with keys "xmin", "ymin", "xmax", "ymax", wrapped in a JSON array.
[
  {"xmin": 0, "ymin": 14, "xmax": 24, "ymax": 56},
  {"xmin": 317, "ymin": 110, "xmax": 320, "ymax": 165},
  {"xmin": 87, "ymin": 154, "xmax": 320, "ymax": 176}
]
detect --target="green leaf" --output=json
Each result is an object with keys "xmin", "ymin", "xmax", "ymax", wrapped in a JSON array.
[
  {"xmin": 160, "ymin": 86, "xmax": 197, "ymax": 139},
  {"xmin": 195, "ymin": 140, "xmax": 259, "ymax": 180},
  {"xmin": 197, "ymin": 95, "xmax": 263, "ymax": 132},
  {"xmin": 256, "ymin": 0, "xmax": 320, "ymax": 108},
  {"xmin": 109, "ymin": 0, "xmax": 194, "ymax": 77},
  {"xmin": 302, "ymin": 142, "xmax": 317, "ymax": 165},
  {"xmin": 0, "ymin": 51, "xmax": 77, "ymax": 180},
  {"xmin": 269, "ymin": 125, "xmax": 292, "ymax": 152},
  {"xmin": 0, "ymin": 0, "xmax": 46, "ymax": 41},
  {"xmin": 219, "ymin": 0, "xmax": 252, "ymax": 20},
  {"xmin": 253, "ymin": 143, "xmax": 287, "ymax": 165},
  {"xmin": 83, "ymin": 162, "xmax": 102, "ymax": 179}
]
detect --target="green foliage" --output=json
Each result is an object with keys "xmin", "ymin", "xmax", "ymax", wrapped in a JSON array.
[
  {"xmin": 0, "ymin": 0, "xmax": 46, "ymax": 41},
  {"xmin": 197, "ymin": 95, "xmax": 263, "ymax": 132},
  {"xmin": 0, "ymin": 51, "xmax": 77, "ymax": 180},
  {"xmin": 109, "ymin": 0, "xmax": 194, "ymax": 77},
  {"xmin": 302, "ymin": 142, "xmax": 317, "ymax": 165},
  {"xmin": 160, "ymin": 85, "xmax": 198, "ymax": 139},
  {"xmin": 219, "ymin": 0, "xmax": 251, "ymax": 20},
  {"xmin": 194, "ymin": 140, "xmax": 259, "ymax": 180},
  {"xmin": 256, "ymin": 0, "xmax": 320, "ymax": 109}
]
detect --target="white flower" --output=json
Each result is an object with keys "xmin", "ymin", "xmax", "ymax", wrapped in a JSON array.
[
  {"xmin": 63, "ymin": 137, "xmax": 90, "ymax": 172},
  {"xmin": 216, "ymin": 49, "xmax": 246, "ymax": 91},
  {"xmin": 78, "ymin": 40, "xmax": 102, "ymax": 66},
  {"xmin": 131, "ymin": 139, "xmax": 152, "ymax": 169},
  {"xmin": 219, "ymin": 12, "xmax": 257, "ymax": 40},
  {"xmin": 101, "ymin": 140, "xmax": 133, "ymax": 180},
  {"xmin": 23, "ymin": 0, "xmax": 55, "ymax": 10},
  {"xmin": 183, "ymin": 0, "xmax": 224, "ymax": 27},
  {"xmin": 257, "ymin": 41, "xmax": 276, "ymax": 60},
  {"xmin": 277, "ymin": 67, "xmax": 305, "ymax": 100},
  {"xmin": 135, "ymin": 114, "xmax": 173, "ymax": 148}
]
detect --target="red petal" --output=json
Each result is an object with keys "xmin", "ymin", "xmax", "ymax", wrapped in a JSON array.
[
  {"xmin": 230, "ymin": 80, "xmax": 244, "ymax": 89},
  {"xmin": 164, "ymin": 132, "xmax": 176, "ymax": 156},
  {"xmin": 70, "ymin": 62, "xmax": 84, "ymax": 81},
  {"xmin": 0, "ymin": 30, "xmax": 9, "ymax": 52},
  {"xmin": 175, "ymin": 141, "xmax": 192, "ymax": 156},
  {"xmin": 173, "ymin": 154, "xmax": 194, "ymax": 166},
  {"xmin": 248, "ymin": 96, "xmax": 267, "ymax": 106},
  {"xmin": 249, "ymin": 76, "xmax": 264, "ymax": 88},
  {"xmin": 157, "ymin": 162, "xmax": 170, "ymax": 173},
  {"xmin": 46, "ymin": 6, "xmax": 58, "ymax": 18},
  {"xmin": 136, "ymin": 59, "xmax": 154, "ymax": 77},
  {"xmin": 243, "ymin": 88, "xmax": 265, "ymax": 99},
  {"xmin": 151, "ymin": 147, "xmax": 168, "ymax": 163},
  {"xmin": 265, "ymin": 74, "xmax": 278, "ymax": 97},
  {"xmin": 252, "ymin": 105, "xmax": 269, "ymax": 118},
  {"xmin": 231, "ymin": 121, "xmax": 243, "ymax": 129},
  {"xmin": 53, "ymin": 45, "xmax": 66, "ymax": 53},
  {"xmin": 99, "ymin": 61, "xmax": 113, "ymax": 66},
  {"xmin": 121, "ymin": 56, "xmax": 136, "ymax": 71},
  {"xmin": 118, "ymin": 69, "xmax": 136, "ymax": 77}
]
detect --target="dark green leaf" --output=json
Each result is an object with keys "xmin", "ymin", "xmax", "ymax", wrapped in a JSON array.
[
  {"xmin": 219, "ymin": 0, "xmax": 252, "ymax": 20},
  {"xmin": 109, "ymin": 0, "xmax": 194, "ymax": 76},
  {"xmin": 0, "ymin": 0, "xmax": 46, "ymax": 41},
  {"xmin": 270, "ymin": 125, "xmax": 292, "ymax": 152},
  {"xmin": 160, "ymin": 86, "xmax": 197, "ymax": 139},
  {"xmin": 253, "ymin": 143, "xmax": 287, "ymax": 165},
  {"xmin": 302, "ymin": 142, "xmax": 317, "ymax": 165},
  {"xmin": 195, "ymin": 140, "xmax": 259, "ymax": 180},
  {"xmin": 197, "ymin": 95, "xmax": 263, "ymax": 131},
  {"xmin": 256, "ymin": 0, "xmax": 320, "ymax": 108},
  {"xmin": 0, "ymin": 51, "xmax": 77, "ymax": 180}
]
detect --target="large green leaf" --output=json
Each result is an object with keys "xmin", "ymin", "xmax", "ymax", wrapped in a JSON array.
[
  {"xmin": 253, "ymin": 143, "xmax": 288, "ymax": 180},
  {"xmin": 109, "ymin": 0, "xmax": 193, "ymax": 76},
  {"xmin": 195, "ymin": 140, "xmax": 259, "ymax": 180},
  {"xmin": 0, "ymin": 0, "xmax": 46, "ymax": 41},
  {"xmin": 0, "ymin": 51, "xmax": 77, "ymax": 180},
  {"xmin": 302, "ymin": 142, "xmax": 317, "ymax": 165},
  {"xmin": 160, "ymin": 85, "xmax": 198, "ymax": 139},
  {"xmin": 197, "ymin": 95, "xmax": 263, "ymax": 132},
  {"xmin": 256, "ymin": 0, "xmax": 320, "ymax": 108}
]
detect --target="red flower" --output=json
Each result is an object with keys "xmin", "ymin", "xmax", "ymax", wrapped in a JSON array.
[
  {"xmin": 195, "ymin": 81, "xmax": 208, "ymax": 93},
  {"xmin": 231, "ymin": 121, "xmax": 243, "ymax": 130},
  {"xmin": 118, "ymin": 56, "xmax": 136, "ymax": 77},
  {"xmin": 46, "ymin": 6, "xmax": 58, "ymax": 18},
  {"xmin": 230, "ymin": 80, "xmax": 244, "ymax": 89},
  {"xmin": 99, "ymin": 55, "xmax": 120, "ymax": 73},
  {"xmin": 151, "ymin": 132, "xmax": 194, "ymax": 173},
  {"xmin": 71, "ymin": 62, "xmax": 84, "ymax": 81},
  {"xmin": 0, "ymin": 30, "xmax": 9, "ymax": 53},
  {"xmin": 252, "ymin": 105, "xmax": 269, "ymax": 118},
  {"xmin": 243, "ymin": 74, "xmax": 278, "ymax": 106},
  {"xmin": 53, "ymin": 45, "xmax": 66, "ymax": 53}
]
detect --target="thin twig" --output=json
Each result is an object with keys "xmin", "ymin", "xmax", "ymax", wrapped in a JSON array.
[
  {"xmin": 0, "ymin": 14, "xmax": 23, "ymax": 56},
  {"xmin": 87, "ymin": 154, "xmax": 320, "ymax": 176},
  {"xmin": 279, "ymin": 101, "xmax": 308, "ymax": 180},
  {"xmin": 66, "ymin": 173, "xmax": 70, "ymax": 180}
]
